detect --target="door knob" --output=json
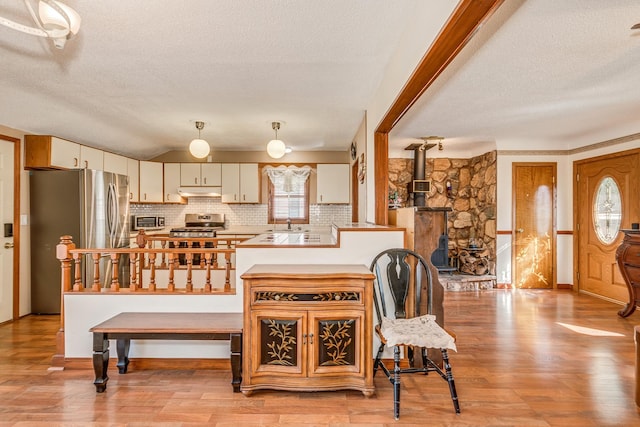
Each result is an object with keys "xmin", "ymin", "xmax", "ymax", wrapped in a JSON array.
[{"xmin": 4, "ymin": 242, "xmax": 14, "ymax": 249}]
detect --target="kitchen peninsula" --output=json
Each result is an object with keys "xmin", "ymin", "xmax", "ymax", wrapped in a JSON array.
[{"xmin": 63, "ymin": 223, "xmax": 404, "ymax": 363}]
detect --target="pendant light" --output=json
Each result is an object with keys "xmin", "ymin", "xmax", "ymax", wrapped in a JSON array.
[
  {"xmin": 0, "ymin": 1, "xmax": 81, "ymax": 49},
  {"xmin": 267, "ymin": 121, "xmax": 286, "ymax": 159},
  {"xmin": 189, "ymin": 121, "xmax": 210, "ymax": 159}
]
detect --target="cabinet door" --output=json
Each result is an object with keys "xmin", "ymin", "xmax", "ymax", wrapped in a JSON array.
[
  {"xmin": 308, "ymin": 310, "xmax": 363, "ymax": 376},
  {"xmin": 50, "ymin": 137, "xmax": 80, "ymax": 169},
  {"xmin": 250, "ymin": 310, "xmax": 306, "ymax": 377},
  {"xmin": 103, "ymin": 152, "xmax": 128, "ymax": 175},
  {"xmin": 201, "ymin": 163, "xmax": 222, "ymax": 186},
  {"xmin": 127, "ymin": 158, "xmax": 139, "ymax": 202},
  {"xmin": 180, "ymin": 163, "xmax": 201, "ymax": 186},
  {"xmin": 164, "ymin": 163, "xmax": 183, "ymax": 203},
  {"xmin": 221, "ymin": 163, "xmax": 240, "ymax": 203},
  {"xmin": 240, "ymin": 163, "xmax": 259, "ymax": 203},
  {"xmin": 317, "ymin": 164, "xmax": 350, "ymax": 204},
  {"xmin": 80, "ymin": 146, "xmax": 104, "ymax": 170},
  {"xmin": 139, "ymin": 161, "xmax": 163, "ymax": 202}
]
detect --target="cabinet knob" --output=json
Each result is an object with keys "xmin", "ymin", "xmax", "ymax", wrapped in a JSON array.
[
  {"xmin": 195, "ymin": 177, "xmax": 198, "ymax": 184},
  {"xmin": 204, "ymin": 177, "xmax": 207, "ymax": 184},
  {"xmin": 73, "ymin": 157, "xmax": 78, "ymax": 167},
  {"xmin": 309, "ymin": 333, "xmax": 314, "ymax": 344},
  {"xmin": 303, "ymin": 333, "xmax": 307, "ymax": 344},
  {"xmin": 516, "ymin": 228, "xmax": 524, "ymax": 233}
]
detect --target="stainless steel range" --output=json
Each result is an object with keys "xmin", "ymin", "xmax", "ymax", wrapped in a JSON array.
[
  {"xmin": 169, "ymin": 213, "xmax": 225, "ymax": 265},
  {"xmin": 169, "ymin": 213, "xmax": 225, "ymax": 238}
]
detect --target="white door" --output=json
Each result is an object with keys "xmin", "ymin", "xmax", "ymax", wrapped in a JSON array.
[{"xmin": 0, "ymin": 139, "xmax": 14, "ymax": 322}]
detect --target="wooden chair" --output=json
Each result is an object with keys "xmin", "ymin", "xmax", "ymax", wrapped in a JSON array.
[{"xmin": 370, "ymin": 248, "xmax": 460, "ymax": 419}]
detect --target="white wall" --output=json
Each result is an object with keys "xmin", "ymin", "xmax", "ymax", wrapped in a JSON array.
[{"xmin": 364, "ymin": 1, "xmax": 458, "ymax": 222}]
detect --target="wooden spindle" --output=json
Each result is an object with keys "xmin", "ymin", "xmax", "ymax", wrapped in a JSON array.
[
  {"xmin": 224, "ymin": 252, "xmax": 232, "ymax": 291},
  {"xmin": 148, "ymin": 253, "xmax": 156, "ymax": 291},
  {"xmin": 185, "ymin": 253, "xmax": 193, "ymax": 292},
  {"xmin": 130, "ymin": 252, "xmax": 138, "ymax": 291},
  {"xmin": 92, "ymin": 253, "xmax": 101, "ymax": 291},
  {"xmin": 73, "ymin": 253, "xmax": 83, "ymax": 291},
  {"xmin": 110, "ymin": 253, "xmax": 119, "ymax": 291},
  {"xmin": 168, "ymin": 253, "xmax": 175, "ymax": 292},
  {"xmin": 204, "ymin": 253, "xmax": 212, "ymax": 292}
]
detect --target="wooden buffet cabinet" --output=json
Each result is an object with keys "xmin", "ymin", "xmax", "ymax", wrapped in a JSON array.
[
  {"xmin": 240, "ymin": 264, "xmax": 375, "ymax": 396},
  {"xmin": 616, "ymin": 229, "xmax": 640, "ymax": 317}
]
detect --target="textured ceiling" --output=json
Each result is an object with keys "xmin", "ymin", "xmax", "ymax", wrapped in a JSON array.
[
  {"xmin": 1, "ymin": 1, "xmax": 639, "ymax": 160},
  {"xmin": 391, "ymin": 0, "xmax": 640, "ymax": 156}
]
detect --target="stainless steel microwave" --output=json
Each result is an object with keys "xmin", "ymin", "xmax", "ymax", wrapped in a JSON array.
[{"xmin": 132, "ymin": 215, "xmax": 165, "ymax": 231}]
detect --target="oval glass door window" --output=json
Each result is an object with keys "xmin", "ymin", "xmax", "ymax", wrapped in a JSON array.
[{"xmin": 592, "ymin": 176, "xmax": 622, "ymax": 244}]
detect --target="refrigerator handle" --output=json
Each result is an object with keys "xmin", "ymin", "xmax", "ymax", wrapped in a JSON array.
[{"xmin": 107, "ymin": 183, "xmax": 118, "ymax": 246}]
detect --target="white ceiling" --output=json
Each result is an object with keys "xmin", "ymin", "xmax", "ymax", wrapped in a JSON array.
[
  {"xmin": 392, "ymin": 0, "xmax": 640, "ymax": 157},
  {"xmin": 1, "ymin": 1, "xmax": 639, "ymax": 160}
]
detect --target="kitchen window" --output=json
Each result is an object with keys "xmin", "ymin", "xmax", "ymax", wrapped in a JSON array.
[{"xmin": 265, "ymin": 165, "xmax": 311, "ymax": 224}]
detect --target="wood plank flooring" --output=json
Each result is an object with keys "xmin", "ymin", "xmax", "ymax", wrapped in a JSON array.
[{"xmin": 1, "ymin": 289, "xmax": 640, "ymax": 426}]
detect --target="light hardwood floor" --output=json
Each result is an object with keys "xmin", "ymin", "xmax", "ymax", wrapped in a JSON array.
[{"xmin": 1, "ymin": 289, "xmax": 639, "ymax": 426}]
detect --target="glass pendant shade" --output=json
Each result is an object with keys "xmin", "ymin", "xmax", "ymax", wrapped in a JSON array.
[
  {"xmin": 267, "ymin": 139, "xmax": 286, "ymax": 159},
  {"xmin": 189, "ymin": 138, "xmax": 210, "ymax": 158}
]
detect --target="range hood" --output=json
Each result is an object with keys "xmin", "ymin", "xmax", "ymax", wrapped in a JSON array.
[{"xmin": 177, "ymin": 186, "xmax": 222, "ymax": 197}]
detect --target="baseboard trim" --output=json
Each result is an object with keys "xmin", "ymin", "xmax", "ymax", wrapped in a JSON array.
[{"xmin": 63, "ymin": 357, "xmax": 231, "ymax": 371}]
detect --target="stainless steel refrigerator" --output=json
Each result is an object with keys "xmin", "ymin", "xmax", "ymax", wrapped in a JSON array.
[{"xmin": 30, "ymin": 169, "xmax": 130, "ymax": 314}]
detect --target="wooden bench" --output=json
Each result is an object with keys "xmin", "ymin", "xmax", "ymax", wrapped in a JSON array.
[{"xmin": 89, "ymin": 312, "xmax": 243, "ymax": 393}]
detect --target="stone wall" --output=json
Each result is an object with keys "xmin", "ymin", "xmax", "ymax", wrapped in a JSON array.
[{"xmin": 388, "ymin": 150, "xmax": 497, "ymax": 274}]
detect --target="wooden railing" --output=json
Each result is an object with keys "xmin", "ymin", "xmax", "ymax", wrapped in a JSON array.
[
  {"xmin": 52, "ymin": 232, "xmax": 249, "ymax": 368},
  {"xmin": 56, "ymin": 232, "xmax": 249, "ymax": 294}
]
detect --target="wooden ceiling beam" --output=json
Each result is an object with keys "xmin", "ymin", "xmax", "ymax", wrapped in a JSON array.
[{"xmin": 374, "ymin": 0, "xmax": 504, "ymax": 225}]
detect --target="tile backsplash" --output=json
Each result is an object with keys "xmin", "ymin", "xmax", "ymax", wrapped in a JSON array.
[{"xmin": 131, "ymin": 199, "xmax": 351, "ymax": 229}]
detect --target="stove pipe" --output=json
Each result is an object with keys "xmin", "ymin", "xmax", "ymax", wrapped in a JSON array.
[
  {"xmin": 413, "ymin": 146, "xmax": 427, "ymax": 207},
  {"xmin": 405, "ymin": 141, "xmax": 434, "ymax": 207}
]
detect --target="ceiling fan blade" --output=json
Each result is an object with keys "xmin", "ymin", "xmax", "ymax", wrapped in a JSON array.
[{"xmin": 632, "ymin": 23, "xmax": 640, "ymax": 29}]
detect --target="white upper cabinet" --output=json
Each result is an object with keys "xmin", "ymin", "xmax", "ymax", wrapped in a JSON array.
[
  {"xmin": 127, "ymin": 158, "xmax": 139, "ymax": 202},
  {"xmin": 180, "ymin": 163, "xmax": 222, "ymax": 186},
  {"xmin": 201, "ymin": 163, "xmax": 222, "ymax": 186},
  {"xmin": 316, "ymin": 164, "xmax": 350, "ymax": 204},
  {"xmin": 240, "ymin": 163, "xmax": 259, "ymax": 203},
  {"xmin": 221, "ymin": 163, "xmax": 259, "ymax": 203},
  {"xmin": 221, "ymin": 163, "xmax": 240, "ymax": 203},
  {"xmin": 138, "ymin": 161, "xmax": 163, "ymax": 203},
  {"xmin": 164, "ymin": 163, "xmax": 184, "ymax": 203},
  {"xmin": 50, "ymin": 137, "xmax": 81, "ymax": 169},
  {"xmin": 79, "ymin": 145, "xmax": 104, "ymax": 170},
  {"xmin": 103, "ymin": 152, "xmax": 128, "ymax": 175}
]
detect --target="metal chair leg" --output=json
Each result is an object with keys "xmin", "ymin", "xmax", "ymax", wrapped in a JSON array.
[
  {"xmin": 441, "ymin": 349, "xmax": 460, "ymax": 414},
  {"xmin": 393, "ymin": 345, "xmax": 401, "ymax": 420}
]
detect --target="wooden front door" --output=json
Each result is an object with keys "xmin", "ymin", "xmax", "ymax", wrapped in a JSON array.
[
  {"xmin": 513, "ymin": 163, "xmax": 556, "ymax": 288},
  {"xmin": 575, "ymin": 149, "xmax": 640, "ymax": 302}
]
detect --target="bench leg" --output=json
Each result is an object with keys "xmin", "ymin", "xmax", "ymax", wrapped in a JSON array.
[
  {"xmin": 92, "ymin": 332, "xmax": 109, "ymax": 393},
  {"xmin": 230, "ymin": 332, "xmax": 242, "ymax": 392},
  {"xmin": 116, "ymin": 339, "xmax": 131, "ymax": 374}
]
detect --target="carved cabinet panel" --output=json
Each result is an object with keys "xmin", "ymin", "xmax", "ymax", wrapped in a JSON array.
[
  {"xmin": 241, "ymin": 264, "xmax": 374, "ymax": 396},
  {"xmin": 250, "ymin": 310, "xmax": 363, "ymax": 378}
]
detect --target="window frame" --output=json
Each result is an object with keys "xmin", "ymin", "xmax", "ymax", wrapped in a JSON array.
[{"xmin": 267, "ymin": 173, "xmax": 310, "ymax": 225}]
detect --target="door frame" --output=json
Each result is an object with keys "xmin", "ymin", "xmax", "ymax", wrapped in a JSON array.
[
  {"xmin": 511, "ymin": 162, "xmax": 557, "ymax": 289},
  {"xmin": 572, "ymin": 148, "xmax": 640, "ymax": 294},
  {"xmin": 0, "ymin": 133, "xmax": 21, "ymax": 320}
]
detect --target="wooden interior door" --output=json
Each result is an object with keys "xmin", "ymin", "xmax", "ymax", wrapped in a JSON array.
[
  {"xmin": 513, "ymin": 163, "xmax": 556, "ymax": 288},
  {"xmin": 576, "ymin": 149, "xmax": 640, "ymax": 301}
]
